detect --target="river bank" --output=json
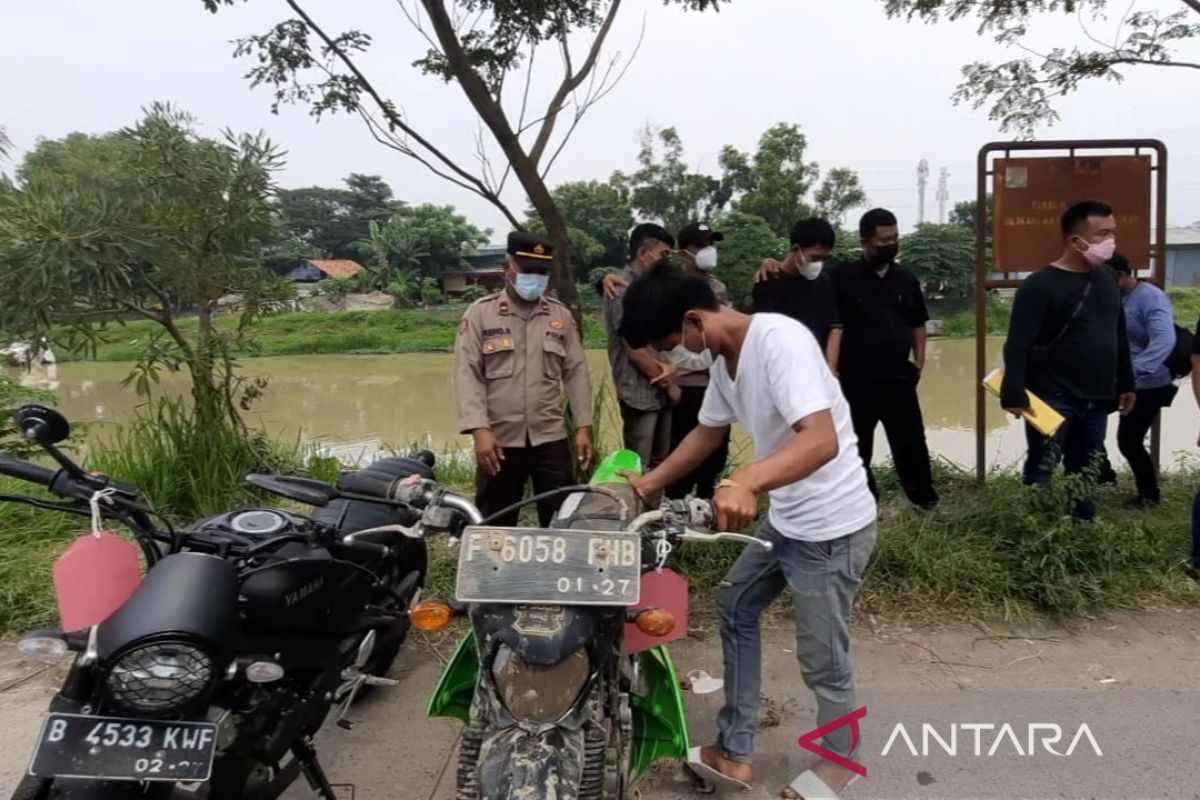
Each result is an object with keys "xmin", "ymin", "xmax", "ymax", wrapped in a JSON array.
[{"xmin": 46, "ymin": 288, "xmax": 1200, "ymax": 363}]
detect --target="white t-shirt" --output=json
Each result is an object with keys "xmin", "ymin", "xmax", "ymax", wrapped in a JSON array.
[{"xmin": 698, "ymin": 313, "xmax": 876, "ymax": 541}]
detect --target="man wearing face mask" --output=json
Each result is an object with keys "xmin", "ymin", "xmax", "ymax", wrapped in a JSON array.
[
  {"xmin": 665, "ymin": 222, "xmax": 732, "ymax": 498},
  {"xmin": 604, "ymin": 223, "xmax": 680, "ymax": 468},
  {"xmin": 752, "ymin": 218, "xmax": 841, "ymax": 368},
  {"xmin": 1001, "ymin": 201, "xmax": 1135, "ymax": 518},
  {"xmin": 452, "ymin": 231, "xmax": 594, "ymax": 526},
  {"xmin": 833, "ymin": 208, "xmax": 939, "ymax": 509}
]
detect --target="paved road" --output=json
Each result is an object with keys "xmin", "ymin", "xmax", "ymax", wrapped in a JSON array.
[{"xmin": 3, "ymin": 607, "xmax": 1200, "ymax": 799}]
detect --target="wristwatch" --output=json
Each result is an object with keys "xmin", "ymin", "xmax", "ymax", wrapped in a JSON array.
[{"xmin": 715, "ymin": 479, "xmax": 743, "ymax": 491}]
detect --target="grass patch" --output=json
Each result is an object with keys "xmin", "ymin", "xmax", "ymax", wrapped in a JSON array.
[{"xmin": 56, "ymin": 307, "xmax": 610, "ymax": 362}]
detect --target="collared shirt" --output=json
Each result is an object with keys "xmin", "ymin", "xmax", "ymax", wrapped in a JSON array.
[
  {"xmin": 751, "ymin": 268, "xmax": 841, "ymax": 352},
  {"xmin": 453, "ymin": 288, "xmax": 593, "ymax": 448},
  {"xmin": 605, "ymin": 266, "xmax": 665, "ymax": 411},
  {"xmin": 1123, "ymin": 281, "xmax": 1176, "ymax": 390},
  {"xmin": 831, "ymin": 258, "xmax": 930, "ymax": 380}
]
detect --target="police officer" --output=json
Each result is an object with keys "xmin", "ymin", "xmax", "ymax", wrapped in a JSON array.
[{"xmin": 453, "ymin": 231, "xmax": 594, "ymax": 527}]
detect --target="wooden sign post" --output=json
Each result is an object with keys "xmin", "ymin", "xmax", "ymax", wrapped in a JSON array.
[{"xmin": 974, "ymin": 141, "xmax": 1168, "ymax": 482}]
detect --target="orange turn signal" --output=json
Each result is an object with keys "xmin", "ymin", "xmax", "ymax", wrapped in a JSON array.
[
  {"xmin": 410, "ymin": 600, "xmax": 454, "ymax": 632},
  {"xmin": 634, "ymin": 608, "xmax": 676, "ymax": 637}
]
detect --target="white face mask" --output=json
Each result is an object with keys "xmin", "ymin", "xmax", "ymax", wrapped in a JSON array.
[
  {"xmin": 668, "ymin": 318, "xmax": 714, "ymax": 372},
  {"xmin": 800, "ymin": 260, "xmax": 824, "ymax": 280},
  {"xmin": 693, "ymin": 246, "xmax": 718, "ymax": 271}
]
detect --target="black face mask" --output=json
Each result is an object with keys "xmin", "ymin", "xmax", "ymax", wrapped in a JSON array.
[{"xmin": 872, "ymin": 244, "xmax": 899, "ymax": 266}]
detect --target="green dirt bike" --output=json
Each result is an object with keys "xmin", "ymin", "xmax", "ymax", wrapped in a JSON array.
[{"xmin": 397, "ymin": 450, "xmax": 769, "ymax": 800}]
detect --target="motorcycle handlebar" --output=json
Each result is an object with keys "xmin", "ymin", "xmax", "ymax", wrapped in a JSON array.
[{"xmin": 0, "ymin": 455, "xmax": 58, "ymax": 488}]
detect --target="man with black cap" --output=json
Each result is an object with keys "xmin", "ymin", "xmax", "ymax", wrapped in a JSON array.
[
  {"xmin": 664, "ymin": 221, "xmax": 732, "ymax": 498},
  {"xmin": 452, "ymin": 231, "xmax": 594, "ymax": 526}
]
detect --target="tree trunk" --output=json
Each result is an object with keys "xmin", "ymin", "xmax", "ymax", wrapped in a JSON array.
[{"xmin": 191, "ymin": 305, "xmax": 222, "ymax": 429}]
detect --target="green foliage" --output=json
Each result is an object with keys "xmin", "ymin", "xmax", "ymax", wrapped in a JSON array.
[
  {"xmin": 461, "ymin": 284, "xmax": 488, "ymax": 302},
  {"xmin": 950, "ymin": 194, "xmax": 994, "ymax": 230},
  {"xmin": 358, "ymin": 204, "xmax": 488, "ymax": 282},
  {"xmin": 719, "ymin": 123, "xmax": 817, "ymax": 237},
  {"xmin": 274, "ymin": 174, "xmax": 399, "ymax": 260},
  {"xmin": 712, "ymin": 212, "xmax": 788, "ymax": 309},
  {"xmin": 814, "ymin": 167, "xmax": 869, "ymax": 227},
  {"xmin": 526, "ymin": 218, "xmax": 606, "ymax": 282},
  {"xmin": 0, "ymin": 376, "xmax": 55, "ymax": 458},
  {"xmin": 901, "ymin": 223, "xmax": 978, "ymax": 299},
  {"xmin": 881, "ymin": 0, "xmax": 1200, "ymax": 136},
  {"xmin": 832, "ymin": 226, "xmax": 863, "ymax": 263},
  {"xmin": 0, "ymin": 103, "xmax": 288, "ymax": 427},
  {"xmin": 541, "ymin": 178, "xmax": 633, "ymax": 269},
  {"xmin": 318, "ymin": 276, "xmax": 359, "ymax": 300},
  {"xmin": 622, "ymin": 127, "xmax": 727, "ymax": 233},
  {"xmin": 91, "ymin": 397, "xmax": 300, "ymax": 520},
  {"xmin": 420, "ymin": 277, "xmax": 445, "ymax": 306}
]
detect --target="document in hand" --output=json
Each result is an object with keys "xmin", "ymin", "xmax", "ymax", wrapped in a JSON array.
[{"xmin": 982, "ymin": 368, "xmax": 1066, "ymax": 438}]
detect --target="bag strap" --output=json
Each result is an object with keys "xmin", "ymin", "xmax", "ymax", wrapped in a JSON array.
[{"xmin": 1043, "ymin": 276, "xmax": 1093, "ymax": 351}]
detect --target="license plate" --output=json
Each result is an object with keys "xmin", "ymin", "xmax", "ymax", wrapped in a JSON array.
[
  {"xmin": 28, "ymin": 713, "xmax": 217, "ymax": 782},
  {"xmin": 456, "ymin": 527, "xmax": 641, "ymax": 606}
]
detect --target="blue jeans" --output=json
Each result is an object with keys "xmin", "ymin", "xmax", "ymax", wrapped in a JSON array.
[
  {"xmin": 1023, "ymin": 394, "xmax": 1109, "ymax": 520},
  {"xmin": 1192, "ymin": 489, "xmax": 1200, "ymax": 569},
  {"xmin": 713, "ymin": 519, "xmax": 877, "ymax": 764}
]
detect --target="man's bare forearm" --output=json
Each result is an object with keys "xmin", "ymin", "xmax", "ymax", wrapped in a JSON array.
[
  {"xmin": 642, "ymin": 424, "xmax": 729, "ymax": 493},
  {"xmin": 729, "ymin": 410, "xmax": 839, "ymax": 494},
  {"xmin": 625, "ymin": 342, "xmax": 666, "ymax": 380}
]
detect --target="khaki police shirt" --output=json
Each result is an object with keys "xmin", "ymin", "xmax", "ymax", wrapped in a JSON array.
[{"xmin": 453, "ymin": 290, "xmax": 593, "ymax": 448}]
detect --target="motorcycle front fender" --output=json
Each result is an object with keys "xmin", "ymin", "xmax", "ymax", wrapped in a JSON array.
[
  {"xmin": 477, "ymin": 726, "xmax": 586, "ymax": 800},
  {"xmin": 428, "ymin": 632, "xmax": 478, "ymax": 723},
  {"xmin": 630, "ymin": 645, "xmax": 690, "ymax": 779}
]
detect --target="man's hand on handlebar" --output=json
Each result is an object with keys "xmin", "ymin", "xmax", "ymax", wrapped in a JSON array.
[{"xmin": 713, "ymin": 479, "xmax": 758, "ymax": 531}]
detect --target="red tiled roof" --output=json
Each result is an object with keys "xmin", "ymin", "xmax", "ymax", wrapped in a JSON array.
[{"xmin": 305, "ymin": 259, "xmax": 364, "ymax": 279}]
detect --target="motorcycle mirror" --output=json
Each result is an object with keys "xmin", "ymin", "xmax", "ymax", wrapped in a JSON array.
[
  {"xmin": 14, "ymin": 405, "xmax": 70, "ymax": 445},
  {"xmin": 245, "ymin": 474, "xmax": 338, "ymax": 507}
]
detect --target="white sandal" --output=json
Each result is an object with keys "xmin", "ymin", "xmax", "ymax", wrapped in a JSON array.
[
  {"xmin": 784, "ymin": 769, "xmax": 860, "ymax": 799},
  {"xmin": 684, "ymin": 746, "xmax": 751, "ymax": 792}
]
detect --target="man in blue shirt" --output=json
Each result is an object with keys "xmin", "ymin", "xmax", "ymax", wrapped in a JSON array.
[{"xmin": 1111, "ymin": 253, "xmax": 1177, "ymax": 507}]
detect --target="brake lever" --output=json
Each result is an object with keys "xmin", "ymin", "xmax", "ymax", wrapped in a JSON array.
[{"xmin": 679, "ymin": 529, "xmax": 773, "ymax": 551}]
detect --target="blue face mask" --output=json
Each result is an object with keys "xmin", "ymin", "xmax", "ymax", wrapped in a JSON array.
[{"xmin": 514, "ymin": 273, "xmax": 550, "ymax": 301}]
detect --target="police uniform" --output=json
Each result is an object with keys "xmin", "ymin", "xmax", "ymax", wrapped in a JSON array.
[{"xmin": 452, "ymin": 233, "xmax": 593, "ymax": 527}]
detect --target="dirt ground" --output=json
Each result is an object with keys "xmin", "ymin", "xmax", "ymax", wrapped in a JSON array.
[{"xmin": 2, "ymin": 606, "xmax": 1199, "ymax": 800}]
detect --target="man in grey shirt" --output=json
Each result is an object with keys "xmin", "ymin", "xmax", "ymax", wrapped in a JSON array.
[{"xmin": 605, "ymin": 223, "xmax": 678, "ymax": 468}]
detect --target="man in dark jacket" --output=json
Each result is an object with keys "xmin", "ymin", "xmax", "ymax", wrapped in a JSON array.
[
  {"xmin": 833, "ymin": 208, "xmax": 939, "ymax": 509},
  {"xmin": 1000, "ymin": 200, "xmax": 1135, "ymax": 520}
]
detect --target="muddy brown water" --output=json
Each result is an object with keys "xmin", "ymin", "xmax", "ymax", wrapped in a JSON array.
[{"xmin": 14, "ymin": 338, "xmax": 1200, "ymax": 471}]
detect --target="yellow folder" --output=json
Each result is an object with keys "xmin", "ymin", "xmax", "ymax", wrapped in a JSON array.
[{"xmin": 982, "ymin": 368, "xmax": 1065, "ymax": 438}]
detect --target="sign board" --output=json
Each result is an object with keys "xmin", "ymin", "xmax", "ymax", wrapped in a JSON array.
[{"xmin": 992, "ymin": 155, "xmax": 1153, "ymax": 274}]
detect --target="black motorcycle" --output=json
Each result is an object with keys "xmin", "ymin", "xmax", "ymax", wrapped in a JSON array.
[{"xmin": 6, "ymin": 405, "xmax": 433, "ymax": 799}]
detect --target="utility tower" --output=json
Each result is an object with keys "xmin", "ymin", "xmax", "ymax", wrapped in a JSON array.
[
  {"xmin": 917, "ymin": 159, "xmax": 929, "ymax": 225},
  {"xmin": 937, "ymin": 167, "xmax": 950, "ymax": 223}
]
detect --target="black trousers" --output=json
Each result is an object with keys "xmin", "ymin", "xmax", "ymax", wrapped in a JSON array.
[
  {"xmin": 475, "ymin": 438, "xmax": 574, "ymax": 527},
  {"xmin": 1116, "ymin": 384, "xmax": 1178, "ymax": 502},
  {"xmin": 840, "ymin": 376, "xmax": 939, "ymax": 508},
  {"xmin": 665, "ymin": 384, "xmax": 731, "ymax": 500}
]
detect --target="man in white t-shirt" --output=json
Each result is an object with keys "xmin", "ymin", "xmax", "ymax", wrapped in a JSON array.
[{"xmin": 619, "ymin": 264, "xmax": 877, "ymax": 800}]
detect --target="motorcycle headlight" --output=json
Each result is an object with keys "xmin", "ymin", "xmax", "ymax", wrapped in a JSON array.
[
  {"xmin": 105, "ymin": 642, "xmax": 215, "ymax": 715},
  {"xmin": 491, "ymin": 645, "xmax": 589, "ymax": 723}
]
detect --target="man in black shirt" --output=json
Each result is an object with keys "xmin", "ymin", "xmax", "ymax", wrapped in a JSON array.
[
  {"xmin": 1000, "ymin": 200, "xmax": 1135, "ymax": 519},
  {"xmin": 835, "ymin": 208, "xmax": 939, "ymax": 509},
  {"xmin": 752, "ymin": 218, "xmax": 841, "ymax": 366}
]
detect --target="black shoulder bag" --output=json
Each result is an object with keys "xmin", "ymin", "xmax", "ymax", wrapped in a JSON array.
[{"xmin": 1029, "ymin": 276, "xmax": 1092, "ymax": 366}]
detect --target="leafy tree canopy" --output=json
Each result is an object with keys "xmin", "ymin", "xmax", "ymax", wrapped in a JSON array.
[
  {"xmin": 882, "ymin": 0, "xmax": 1200, "ymax": 136},
  {"xmin": 0, "ymin": 104, "xmax": 289, "ymax": 426},
  {"xmin": 275, "ymin": 173, "xmax": 400, "ymax": 260},
  {"xmin": 900, "ymin": 222, "xmax": 978, "ymax": 299},
  {"xmin": 533, "ymin": 177, "xmax": 633, "ymax": 270},
  {"xmin": 720, "ymin": 123, "xmax": 818, "ymax": 237},
  {"xmin": 713, "ymin": 211, "xmax": 788, "ymax": 309},
  {"xmin": 621, "ymin": 126, "xmax": 728, "ymax": 234}
]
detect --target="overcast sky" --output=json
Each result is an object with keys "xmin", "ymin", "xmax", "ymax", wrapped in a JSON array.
[{"xmin": 3, "ymin": 0, "xmax": 1199, "ymax": 240}]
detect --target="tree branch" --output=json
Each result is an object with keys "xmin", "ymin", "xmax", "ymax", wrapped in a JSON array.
[
  {"xmin": 282, "ymin": 0, "xmax": 509, "ymax": 214},
  {"xmin": 528, "ymin": 0, "xmax": 622, "ymax": 166}
]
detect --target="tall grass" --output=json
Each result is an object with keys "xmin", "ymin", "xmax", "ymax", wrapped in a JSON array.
[{"xmin": 90, "ymin": 397, "xmax": 302, "ymax": 520}]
